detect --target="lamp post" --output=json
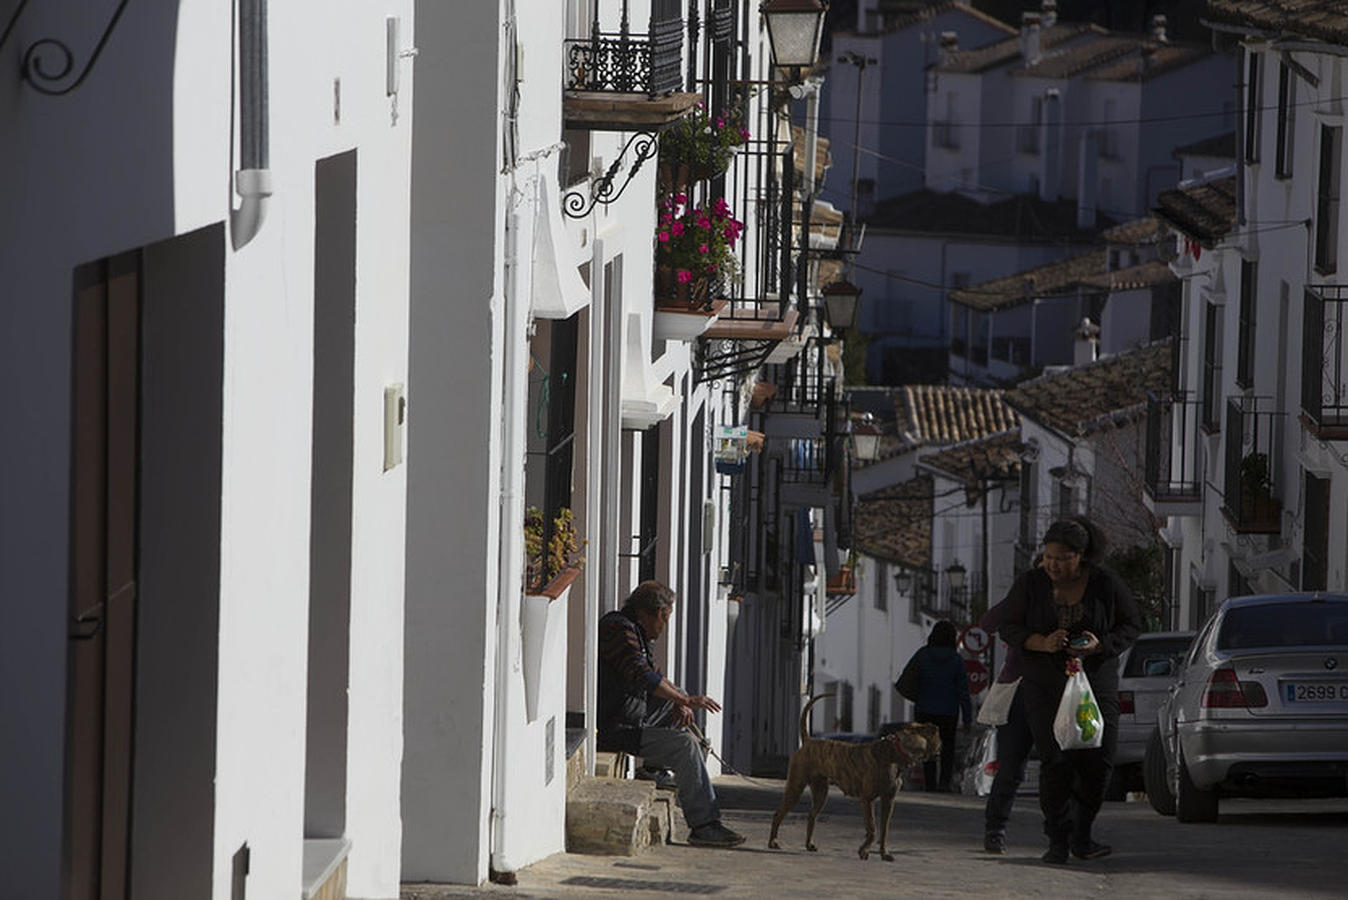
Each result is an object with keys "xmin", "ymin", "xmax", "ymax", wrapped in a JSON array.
[
  {"xmin": 893, "ymin": 568, "xmax": 913, "ymax": 595},
  {"xmin": 760, "ymin": 0, "xmax": 827, "ymax": 84},
  {"xmin": 835, "ymin": 49, "xmax": 875, "ymax": 246}
]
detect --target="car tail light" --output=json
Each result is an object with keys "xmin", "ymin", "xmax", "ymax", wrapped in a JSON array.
[
  {"xmin": 1201, "ymin": 668, "xmax": 1251, "ymax": 708},
  {"xmin": 1118, "ymin": 690, "xmax": 1135, "ymax": 714}
]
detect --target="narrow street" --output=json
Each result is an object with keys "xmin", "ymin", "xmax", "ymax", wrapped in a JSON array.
[{"xmin": 405, "ymin": 777, "xmax": 1348, "ymax": 899}]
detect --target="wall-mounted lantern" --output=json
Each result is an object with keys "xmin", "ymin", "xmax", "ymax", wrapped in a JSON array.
[
  {"xmin": 760, "ymin": 0, "xmax": 827, "ymax": 81},
  {"xmin": 945, "ymin": 560, "xmax": 967, "ymax": 592},
  {"xmin": 822, "ymin": 279, "xmax": 862, "ymax": 331}
]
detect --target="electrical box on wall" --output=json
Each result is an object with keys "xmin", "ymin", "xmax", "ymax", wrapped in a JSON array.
[{"xmin": 384, "ymin": 383, "xmax": 405, "ymax": 471}]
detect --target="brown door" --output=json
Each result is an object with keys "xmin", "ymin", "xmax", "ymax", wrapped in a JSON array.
[{"xmin": 65, "ymin": 253, "xmax": 139, "ymax": 900}]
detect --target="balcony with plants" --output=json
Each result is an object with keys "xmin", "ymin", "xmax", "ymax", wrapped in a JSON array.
[
  {"xmin": 1143, "ymin": 391, "xmax": 1204, "ymax": 517},
  {"xmin": 1221, "ymin": 397, "xmax": 1284, "ymax": 534},
  {"xmin": 562, "ymin": 0, "xmax": 699, "ymax": 131},
  {"xmin": 1301, "ymin": 283, "xmax": 1348, "ymax": 440}
]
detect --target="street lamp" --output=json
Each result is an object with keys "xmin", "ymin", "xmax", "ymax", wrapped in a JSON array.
[
  {"xmin": 893, "ymin": 568, "xmax": 913, "ymax": 595},
  {"xmin": 852, "ymin": 415, "xmax": 881, "ymax": 461},
  {"xmin": 822, "ymin": 279, "xmax": 862, "ymax": 330},
  {"xmin": 945, "ymin": 560, "xmax": 967, "ymax": 592},
  {"xmin": 760, "ymin": 0, "xmax": 827, "ymax": 81}
]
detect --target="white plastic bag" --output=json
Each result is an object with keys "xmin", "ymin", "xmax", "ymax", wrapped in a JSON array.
[
  {"xmin": 976, "ymin": 677, "xmax": 1021, "ymax": 726},
  {"xmin": 1052, "ymin": 667, "xmax": 1103, "ymax": 751}
]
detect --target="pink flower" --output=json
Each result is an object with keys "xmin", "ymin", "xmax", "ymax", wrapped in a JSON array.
[
  {"xmin": 699, "ymin": 244, "xmax": 710, "ymax": 254},
  {"xmin": 739, "ymin": 128, "xmax": 751, "ymax": 141},
  {"xmin": 707, "ymin": 264, "xmax": 719, "ymax": 274},
  {"xmin": 658, "ymin": 231, "xmax": 670, "ymax": 243},
  {"xmin": 675, "ymin": 192, "xmax": 687, "ymax": 205},
  {"xmin": 660, "ymin": 212, "xmax": 673, "ymax": 226},
  {"xmin": 724, "ymin": 226, "xmax": 737, "ymax": 241},
  {"xmin": 716, "ymin": 117, "xmax": 725, "ymax": 129},
  {"xmin": 671, "ymin": 221, "xmax": 685, "ymax": 236},
  {"xmin": 677, "ymin": 269, "xmax": 693, "ymax": 283},
  {"xmin": 697, "ymin": 215, "xmax": 711, "ymax": 229},
  {"xmin": 713, "ymin": 198, "xmax": 730, "ymax": 216}
]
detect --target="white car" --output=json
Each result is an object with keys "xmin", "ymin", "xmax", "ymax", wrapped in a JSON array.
[
  {"xmin": 1145, "ymin": 593, "xmax": 1348, "ymax": 821},
  {"xmin": 1107, "ymin": 630, "xmax": 1194, "ymax": 799}
]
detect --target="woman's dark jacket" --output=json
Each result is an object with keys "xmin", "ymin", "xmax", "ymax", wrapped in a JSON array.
[
  {"xmin": 596, "ymin": 609, "xmax": 663, "ymax": 754},
  {"xmin": 913, "ymin": 644, "xmax": 973, "ymax": 723},
  {"xmin": 995, "ymin": 565, "xmax": 1141, "ymax": 703}
]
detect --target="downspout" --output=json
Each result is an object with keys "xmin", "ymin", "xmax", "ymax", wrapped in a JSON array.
[
  {"xmin": 490, "ymin": 187, "xmax": 528, "ymax": 873},
  {"xmin": 584, "ymin": 238, "xmax": 606, "ymax": 776},
  {"xmin": 231, "ymin": 0, "xmax": 271, "ymax": 251}
]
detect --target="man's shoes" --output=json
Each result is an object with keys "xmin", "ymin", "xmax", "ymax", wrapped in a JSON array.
[
  {"xmin": 687, "ymin": 821, "xmax": 746, "ymax": 848},
  {"xmin": 635, "ymin": 766, "xmax": 677, "ymax": 789},
  {"xmin": 1070, "ymin": 840, "xmax": 1112, "ymax": 860},
  {"xmin": 1041, "ymin": 840, "xmax": 1070, "ymax": 865},
  {"xmin": 984, "ymin": 833, "xmax": 1006, "ymax": 854}
]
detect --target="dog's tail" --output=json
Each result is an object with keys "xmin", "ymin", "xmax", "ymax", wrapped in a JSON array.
[{"xmin": 798, "ymin": 693, "xmax": 835, "ymax": 744}]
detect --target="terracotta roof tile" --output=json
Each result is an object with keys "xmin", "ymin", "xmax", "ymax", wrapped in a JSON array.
[
  {"xmin": 898, "ymin": 385, "xmax": 1020, "ymax": 446},
  {"xmin": 1004, "ymin": 341, "xmax": 1173, "ymax": 437},
  {"xmin": 1080, "ymin": 259, "xmax": 1175, "ymax": 291},
  {"xmin": 1152, "ymin": 175, "xmax": 1238, "ymax": 247},
  {"xmin": 1102, "ymin": 216, "xmax": 1164, "ymax": 245},
  {"xmin": 938, "ymin": 23, "xmax": 1101, "ymax": 73},
  {"xmin": 1206, "ymin": 0, "xmax": 1348, "ymax": 45},
  {"xmin": 870, "ymin": 1, "xmax": 1017, "ymax": 35},
  {"xmin": 949, "ymin": 249, "xmax": 1108, "ymax": 311},
  {"xmin": 855, "ymin": 475, "xmax": 933, "ymax": 568},
  {"xmin": 1084, "ymin": 42, "xmax": 1212, "ymax": 81},
  {"xmin": 918, "ymin": 429, "xmax": 1023, "ymax": 484}
]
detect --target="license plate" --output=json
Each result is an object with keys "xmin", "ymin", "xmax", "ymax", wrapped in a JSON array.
[{"xmin": 1285, "ymin": 682, "xmax": 1348, "ymax": 702}]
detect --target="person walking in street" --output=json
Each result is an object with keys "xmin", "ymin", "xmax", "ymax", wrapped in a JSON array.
[
  {"xmin": 597, "ymin": 580, "xmax": 746, "ymax": 848},
  {"xmin": 910, "ymin": 620, "xmax": 972, "ymax": 792},
  {"xmin": 996, "ymin": 517, "xmax": 1140, "ymax": 864},
  {"xmin": 978, "ymin": 592, "xmax": 1032, "ymax": 854}
]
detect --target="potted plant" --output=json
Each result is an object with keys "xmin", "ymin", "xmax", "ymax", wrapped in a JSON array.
[
  {"xmin": 655, "ymin": 193, "xmax": 743, "ymax": 308},
  {"xmin": 826, "ymin": 549, "xmax": 859, "ymax": 596},
  {"xmin": 1237, "ymin": 452, "xmax": 1279, "ymax": 523},
  {"xmin": 657, "ymin": 102, "xmax": 749, "ymax": 188},
  {"xmin": 525, "ymin": 506, "xmax": 586, "ymax": 596}
]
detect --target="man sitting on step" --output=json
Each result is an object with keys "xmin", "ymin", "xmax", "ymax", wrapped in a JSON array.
[{"xmin": 597, "ymin": 580, "xmax": 745, "ymax": 848}]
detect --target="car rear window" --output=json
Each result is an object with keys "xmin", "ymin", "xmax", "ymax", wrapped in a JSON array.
[
  {"xmin": 1217, "ymin": 602, "xmax": 1348, "ymax": 650},
  {"xmin": 1122, "ymin": 637, "xmax": 1194, "ymax": 677}
]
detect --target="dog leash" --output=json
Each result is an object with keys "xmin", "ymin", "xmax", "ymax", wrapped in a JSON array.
[{"xmin": 686, "ymin": 720, "xmax": 775, "ymax": 788}]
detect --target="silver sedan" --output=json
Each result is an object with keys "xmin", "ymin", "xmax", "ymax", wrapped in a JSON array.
[{"xmin": 1145, "ymin": 593, "xmax": 1348, "ymax": 822}]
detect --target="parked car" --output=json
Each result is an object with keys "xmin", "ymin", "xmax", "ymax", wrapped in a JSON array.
[
  {"xmin": 1144, "ymin": 593, "xmax": 1348, "ymax": 822},
  {"xmin": 1106, "ymin": 630, "xmax": 1194, "ymax": 799}
]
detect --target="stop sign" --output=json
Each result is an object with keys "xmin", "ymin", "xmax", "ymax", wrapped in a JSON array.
[{"xmin": 964, "ymin": 659, "xmax": 990, "ymax": 695}]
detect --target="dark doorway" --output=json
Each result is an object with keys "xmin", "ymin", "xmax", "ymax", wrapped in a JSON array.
[{"xmin": 305, "ymin": 149, "xmax": 357, "ymax": 839}]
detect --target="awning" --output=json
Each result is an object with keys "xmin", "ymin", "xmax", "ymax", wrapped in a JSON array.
[{"xmin": 531, "ymin": 175, "xmax": 591, "ymax": 320}]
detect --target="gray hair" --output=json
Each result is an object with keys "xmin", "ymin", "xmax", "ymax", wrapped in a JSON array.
[{"xmin": 625, "ymin": 580, "xmax": 676, "ymax": 614}]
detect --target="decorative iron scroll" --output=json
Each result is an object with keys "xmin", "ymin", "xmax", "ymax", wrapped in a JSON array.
[
  {"xmin": 564, "ymin": 25, "xmax": 681, "ymax": 97},
  {"xmin": 20, "ymin": 0, "xmax": 133, "ymax": 96},
  {"xmin": 561, "ymin": 130, "xmax": 658, "ymax": 218},
  {"xmin": 1, "ymin": 0, "xmax": 32, "ymax": 52}
]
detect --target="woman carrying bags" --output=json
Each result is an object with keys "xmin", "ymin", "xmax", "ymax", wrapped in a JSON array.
[{"xmin": 995, "ymin": 517, "xmax": 1140, "ymax": 864}]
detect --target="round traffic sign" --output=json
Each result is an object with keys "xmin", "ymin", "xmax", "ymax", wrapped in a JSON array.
[
  {"xmin": 964, "ymin": 659, "xmax": 990, "ymax": 695},
  {"xmin": 961, "ymin": 625, "xmax": 991, "ymax": 655}
]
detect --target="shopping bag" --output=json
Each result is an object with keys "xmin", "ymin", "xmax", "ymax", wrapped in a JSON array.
[
  {"xmin": 894, "ymin": 651, "xmax": 921, "ymax": 701},
  {"xmin": 976, "ymin": 677, "xmax": 1021, "ymax": 726},
  {"xmin": 1052, "ymin": 664, "xmax": 1103, "ymax": 751}
]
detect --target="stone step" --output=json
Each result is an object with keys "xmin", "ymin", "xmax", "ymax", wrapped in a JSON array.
[{"xmin": 566, "ymin": 777, "xmax": 684, "ymax": 856}]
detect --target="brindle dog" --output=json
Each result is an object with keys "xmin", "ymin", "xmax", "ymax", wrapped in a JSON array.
[{"xmin": 767, "ymin": 694, "xmax": 942, "ymax": 861}]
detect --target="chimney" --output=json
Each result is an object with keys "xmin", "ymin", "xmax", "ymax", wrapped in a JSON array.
[
  {"xmin": 939, "ymin": 31, "xmax": 959, "ymax": 66},
  {"xmin": 1041, "ymin": 0, "xmax": 1058, "ymax": 30},
  {"xmin": 1151, "ymin": 14, "xmax": 1168, "ymax": 43},
  {"xmin": 1074, "ymin": 318, "xmax": 1100, "ymax": 366},
  {"xmin": 1021, "ymin": 12, "xmax": 1042, "ymax": 67}
]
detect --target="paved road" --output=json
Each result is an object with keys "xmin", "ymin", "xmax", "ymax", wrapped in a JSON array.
[{"xmin": 403, "ymin": 777, "xmax": 1348, "ymax": 899}]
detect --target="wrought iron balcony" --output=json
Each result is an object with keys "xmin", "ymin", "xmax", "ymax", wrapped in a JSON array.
[
  {"xmin": 1143, "ymin": 391, "xmax": 1203, "ymax": 516},
  {"xmin": 1222, "ymin": 396, "xmax": 1284, "ymax": 534},
  {"xmin": 563, "ymin": 1, "xmax": 697, "ymax": 131},
  {"xmin": 1301, "ymin": 283, "xmax": 1348, "ymax": 439}
]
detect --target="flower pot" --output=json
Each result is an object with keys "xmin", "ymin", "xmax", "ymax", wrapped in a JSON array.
[
  {"xmin": 654, "ymin": 264, "xmax": 712, "ymax": 308},
  {"xmin": 657, "ymin": 158, "xmax": 722, "ymax": 190}
]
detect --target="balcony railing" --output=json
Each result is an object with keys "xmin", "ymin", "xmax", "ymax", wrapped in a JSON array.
[
  {"xmin": 1302, "ymin": 283, "xmax": 1348, "ymax": 439},
  {"xmin": 564, "ymin": 1, "xmax": 683, "ymax": 97},
  {"xmin": 1222, "ymin": 396, "xmax": 1284, "ymax": 534},
  {"xmin": 1143, "ymin": 391, "xmax": 1203, "ymax": 514}
]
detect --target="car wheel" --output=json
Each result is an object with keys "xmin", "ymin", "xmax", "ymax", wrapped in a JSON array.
[
  {"xmin": 1143, "ymin": 727, "xmax": 1175, "ymax": 816},
  {"xmin": 1175, "ymin": 746, "xmax": 1219, "ymax": 823}
]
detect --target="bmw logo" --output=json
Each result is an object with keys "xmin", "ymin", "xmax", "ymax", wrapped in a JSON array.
[{"xmin": 1327, "ymin": 658, "xmax": 1339, "ymax": 670}]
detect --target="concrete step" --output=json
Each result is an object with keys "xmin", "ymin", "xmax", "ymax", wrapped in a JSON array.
[{"xmin": 566, "ymin": 777, "xmax": 684, "ymax": 856}]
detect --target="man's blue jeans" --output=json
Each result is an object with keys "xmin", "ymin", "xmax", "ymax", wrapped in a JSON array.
[{"xmin": 640, "ymin": 726, "xmax": 719, "ymax": 829}]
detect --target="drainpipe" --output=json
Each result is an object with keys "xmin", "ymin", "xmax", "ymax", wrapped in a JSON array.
[
  {"xmin": 584, "ymin": 237, "xmax": 606, "ymax": 776},
  {"xmin": 231, "ymin": 0, "xmax": 271, "ymax": 250},
  {"xmin": 490, "ymin": 179, "xmax": 529, "ymax": 874}
]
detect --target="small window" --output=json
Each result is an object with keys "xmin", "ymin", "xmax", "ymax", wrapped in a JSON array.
[
  {"xmin": 1315, "ymin": 124, "xmax": 1341, "ymax": 274},
  {"xmin": 1236, "ymin": 259, "xmax": 1257, "ymax": 388},
  {"xmin": 1201, "ymin": 301, "xmax": 1222, "ymax": 431},
  {"xmin": 1244, "ymin": 50, "xmax": 1261, "ymax": 163},
  {"xmin": 1275, "ymin": 62, "xmax": 1295, "ymax": 178}
]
